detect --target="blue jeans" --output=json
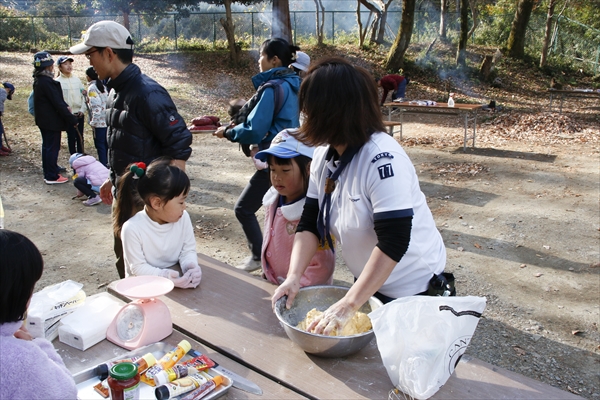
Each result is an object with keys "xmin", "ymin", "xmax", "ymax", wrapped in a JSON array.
[
  {"xmin": 234, "ymin": 168, "xmax": 271, "ymax": 260},
  {"xmin": 66, "ymin": 116, "xmax": 85, "ymax": 155},
  {"xmin": 40, "ymin": 128, "xmax": 62, "ymax": 180},
  {"xmin": 93, "ymin": 126, "xmax": 108, "ymax": 167},
  {"xmin": 392, "ymin": 79, "xmax": 408, "ymax": 100}
]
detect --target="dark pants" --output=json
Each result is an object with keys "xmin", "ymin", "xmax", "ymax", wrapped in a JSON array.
[
  {"xmin": 93, "ymin": 126, "xmax": 108, "ymax": 167},
  {"xmin": 40, "ymin": 128, "xmax": 62, "ymax": 181},
  {"xmin": 73, "ymin": 176, "xmax": 96, "ymax": 198},
  {"xmin": 234, "ymin": 168, "xmax": 271, "ymax": 260},
  {"xmin": 66, "ymin": 116, "xmax": 85, "ymax": 155},
  {"xmin": 392, "ymin": 80, "xmax": 408, "ymax": 100}
]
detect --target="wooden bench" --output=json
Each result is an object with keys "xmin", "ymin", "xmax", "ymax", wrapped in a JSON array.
[{"xmin": 383, "ymin": 120, "xmax": 403, "ymax": 138}]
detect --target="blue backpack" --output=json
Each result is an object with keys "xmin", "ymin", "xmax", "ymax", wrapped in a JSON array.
[{"xmin": 27, "ymin": 90, "xmax": 35, "ymax": 116}]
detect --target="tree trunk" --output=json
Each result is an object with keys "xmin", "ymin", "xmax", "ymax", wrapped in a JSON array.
[
  {"xmin": 314, "ymin": 0, "xmax": 325, "ymax": 44},
  {"xmin": 467, "ymin": 0, "xmax": 478, "ymax": 39},
  {"xmin": 122, "ymin": 10, "xmax": 130, "ymax": 31},
  {"xmin": 357, "ymin": 1, "xmax": 365, "ymax": 46},
  {"xmin": 456, "ymin": 0, "xmax": 468, "ymax": 67},
  {"xmin": 317, "ymin": 0, "xmax": 325, "ymax": 44},
  {"xmin": 539, "ymin": 0, "xmax": 556, "ymax": 68},
  {"xmin": 219, "ymin": 0, "xmax": 240, "ymax": 64},
  {"xmin": 384, "ymin": 0, "xmax": 416, "ymax": 71},
  {"xmin": 439, "ymin": 0, "xmax": 447, "ymax": 39},
  {"xmin": 376, "ymin": 0, "xmax": 394, "ymax": 44},
  {"xmin": 506, "ymin": 0, "xmax": 536, "ymax": 59},
  {"xmin": 272, "ymin": 0, "xmax": 292, "ymax": 43},
  {"xmin": 357, "ymin": 0, "xmax": 382, "ymax": 46}
]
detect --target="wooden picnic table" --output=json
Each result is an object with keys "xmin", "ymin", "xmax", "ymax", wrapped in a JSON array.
[
  {"xmin": 104, "ymin": 253, "xmax": 581, "ymax": 400},
  {"xmin": 384, "ymin": 101, "xmax": 484, "ymax": 150},
  {"xmin": 547, "ymin": 88, "xmax": 600, "ymax": 113}
]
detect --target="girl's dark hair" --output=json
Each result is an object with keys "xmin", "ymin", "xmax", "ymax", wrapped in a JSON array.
[
  {"xmin": 297, "ymin": 57, "xmax": 384, "ymax": 148},
  {"xmin": 113, "ymin": 157, "xmax": 190, "ymax": 236},
  {"xmin": 267, "ymin": 155, "xmax": 312, "ymax": 194},
  {"xmin": 0, "ymin": 230, "xmax": 44, "ymax": 323},
  {"xmin": 86, "ymin": 66, "xmax": 105, "ymax": 93},
  {"xmin": 259, "ymin": 38, "xmax": 301, "ymax": 68}
]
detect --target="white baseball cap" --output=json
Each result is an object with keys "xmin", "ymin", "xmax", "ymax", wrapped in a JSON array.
[
  {"xmin": 255, "ymin": 129, "xmax": 314, "ymax": 161},
  {"xmin": 70, "ymin": 21, "xmax": 134, "ymax": 54},
  {"xmin": 290, "ymin": 51, "xmax": 310, "ymax": 72}
]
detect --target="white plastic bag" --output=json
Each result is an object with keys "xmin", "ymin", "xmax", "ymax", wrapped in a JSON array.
[{"xmin": 369, "ymin": 296, "xmax": 486, "ymax": 399}]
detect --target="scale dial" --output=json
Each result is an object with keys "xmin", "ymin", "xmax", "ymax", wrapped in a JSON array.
[{"xmin": 116, "ymin": 304, "xmax": 144, "ymax": 341}]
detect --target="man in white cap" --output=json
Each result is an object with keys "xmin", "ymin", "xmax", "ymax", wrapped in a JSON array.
[{"xmin": 70, "ymin": 21, "xmax": 193, "ymax": 279}]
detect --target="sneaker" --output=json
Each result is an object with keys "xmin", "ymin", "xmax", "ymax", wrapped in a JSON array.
[
  {"xmin": 235, "ymin": 256, "xmax": 261, "ymax": 271},
  {"xmin": 0, "ymin": 149, "xmax": 9, "ymax": 156},
  {"xmin": 83, "ymin": 195, "xmax": 102, "ymax": 206},
  {"xmin": 58, "ymin": 165, "xmax": 67, "ymax": 173},
  {"xmin": 44, "ymin": 175, "xmax": 69, "ymax": 185},
  {"xmin": 1, "ymin": 146, "xmax": 11, "ymax": 153}
]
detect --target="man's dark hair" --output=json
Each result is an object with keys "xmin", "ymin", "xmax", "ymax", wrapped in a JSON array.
[
  {"xmin": 297, "ymin": 57, "xmax": 384, "ymax": 148},
  {"xmin": 95, "ymin": 47, "xmax": 134, "ymax": 64},
  {"xmin": 0, "ymin": 230, "xmax": 44, "ymax": 323}
]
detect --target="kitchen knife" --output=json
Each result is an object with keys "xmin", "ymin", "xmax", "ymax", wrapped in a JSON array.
[{"xmin": 189, "ymin": 349, "xmax": 263, "ymax": 395}]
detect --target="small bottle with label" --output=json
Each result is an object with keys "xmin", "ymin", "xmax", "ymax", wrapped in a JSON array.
[{"xmin": 447, "ymin": 93, "xmax": 455, "ymax": 107}]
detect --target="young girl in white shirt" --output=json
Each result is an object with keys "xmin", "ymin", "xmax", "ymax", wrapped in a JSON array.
[{"xmin": 114, "ymin": 157, "xmax": 202, "ymax": 289}]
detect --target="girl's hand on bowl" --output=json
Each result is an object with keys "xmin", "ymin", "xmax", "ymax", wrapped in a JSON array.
[
  {"xmin": 308, "ymin": 300, "xmax": 355, "ymax": 336},
  {"xmin": 272, "ymin": 277, "xmax": 301, "ymax": 310}
]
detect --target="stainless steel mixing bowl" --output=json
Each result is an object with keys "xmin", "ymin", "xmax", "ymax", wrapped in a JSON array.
[{"xmin": 274, "ymin": 285, "xmax": 383, "ymax": 358}]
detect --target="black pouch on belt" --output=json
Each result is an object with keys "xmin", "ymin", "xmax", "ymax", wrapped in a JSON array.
[{"xmin": 427, "ymin": 272, "xmax": 456, "ymax": 296}]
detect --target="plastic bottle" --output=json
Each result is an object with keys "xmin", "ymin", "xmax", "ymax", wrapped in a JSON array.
[
  {"xmin": 154, "ymin": 355, "xmax": 215, "ymax": 386},
  {"xmin": 107, "ymin": 362, "xmax": 140, "ymax": 400},
  {"xmin": 447, "ymin": 93, "xmax": 455, "ymax": 107}
]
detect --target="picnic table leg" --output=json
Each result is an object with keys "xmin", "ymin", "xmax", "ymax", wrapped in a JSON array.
[
  {"xmin": 388, "ymin": 106, "xmax": 392, "ymax": 121},
  {"xmin": 399, "ymin": 110, "xmax": 403, "ymax": 141},
  {"xmin": 463, "ymin": 113, "xmax": 468, "ymax": 151},
  {"xmin": 473, "ymin": 111, "xmax": 477, "ymax": 148},
  {"xmin": 549, "ymin": 92, "xmax": 554, "ymax": 111},
  {"xmin": 559, "ymin": 94, "xmax": 564, "ymax": 114}
]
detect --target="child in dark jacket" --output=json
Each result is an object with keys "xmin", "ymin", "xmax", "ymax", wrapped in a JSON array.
[
  {"xmin": 32, "ymin": 51, "xmax": 78, "ymax": 184},
  {"xmin": 69, "ymin": 153, "xmax": 109, "ymax": 206}
]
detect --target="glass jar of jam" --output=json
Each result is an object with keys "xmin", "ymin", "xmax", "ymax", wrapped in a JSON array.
[{"xmin": 107, "ymin": 362, "xmax": 140, "ymax": 400}]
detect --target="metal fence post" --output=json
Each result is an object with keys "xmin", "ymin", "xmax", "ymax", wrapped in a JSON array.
[
  {"xmin": 595, "ymin": 44, "xmax": 599, "ymax": 76},
  {"xmin": 138, "ymin": 14, "xmax": 141, "ymax": 44},
  {"xmin": 68, "ymin": 16, "xmax": 72, "ymax": 47},
  {"xmin": 30, "ymin": 16, "xmax": 36, "ymax": 47},
  {"xmin": 251, "ymin": 12, "xmax": 255, "ymax": 49},
  {"xmin": 293, "ymin": 12, "xmax": 296, "ymax": 45},
  {"xmin": 174, "ymin": 15, "xmax": 178, "ymax": 51},
  {"xmin": 332, "ymin": 11, "xmax": 335, "ymax": 45},
  {"xmin": 213, "ymin": 14, "xmax": 216, "ymax": 49}
]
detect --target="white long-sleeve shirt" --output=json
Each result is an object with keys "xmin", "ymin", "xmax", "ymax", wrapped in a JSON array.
[
  {"xmin": 121, "ymin": 209, "xmax": 199, "ymax": 277},
  {"xmin": 55, "ymin": 73, "xmax": 86, "ymax": 114}
]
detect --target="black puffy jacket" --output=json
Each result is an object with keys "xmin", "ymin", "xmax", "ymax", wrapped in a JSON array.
[
  {"xmin": 33, "ymin": 73, "xmax": 78, "ymax": 131},
  {"xmin": 106, "ymin": 63, "xmax": 192, "ymax": 186}
]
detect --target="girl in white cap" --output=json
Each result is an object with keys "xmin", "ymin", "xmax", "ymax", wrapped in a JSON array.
[{"xmin": 255, "ymin": 129, "xmax": 335, "ymax": 286}]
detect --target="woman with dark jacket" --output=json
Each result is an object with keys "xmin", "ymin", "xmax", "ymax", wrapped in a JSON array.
[{"xmin": 32, "ymin": 51, "xmax": 78, "ymax": 184}]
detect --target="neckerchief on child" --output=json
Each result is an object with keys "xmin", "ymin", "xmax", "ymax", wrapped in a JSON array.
[{"xmin": 317, "ymin": 145, "xmax": 361, "ymax": 249}]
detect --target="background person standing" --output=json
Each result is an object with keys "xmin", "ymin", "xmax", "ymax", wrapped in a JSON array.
[
  {"xmin": 0, "ymin": 82, "xmax": 15, "ymax": 156},
  {"xmin": 32, "ymin": 51, "xmax": 78, "ymax": 185},
  {"xmin": 70, "ymin": 21, "xmax": 193, "ymax": 279},
  {"xmin": 55, "ymin": 56, "xmax": 86, "ymax": 154}
]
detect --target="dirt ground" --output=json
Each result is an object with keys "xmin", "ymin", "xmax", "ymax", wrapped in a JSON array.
[{"xmin": 1, "ymin": 51, "xmax": 599, "ymax": 398}]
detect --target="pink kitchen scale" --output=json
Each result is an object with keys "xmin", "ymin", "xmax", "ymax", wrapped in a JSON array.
[{"xmin": 106, "ymin": 275, "xmax": 174, "ymax": 350}]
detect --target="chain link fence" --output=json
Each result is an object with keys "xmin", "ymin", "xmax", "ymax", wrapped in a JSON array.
[{"xmin": 1, "ymin": 10, "xmax": 598, "ymax": 74}]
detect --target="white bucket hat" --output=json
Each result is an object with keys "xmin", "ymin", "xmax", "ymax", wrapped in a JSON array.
[{"xmin": 290, "ymin": 51, "xmax": 310, "ymax": 72}]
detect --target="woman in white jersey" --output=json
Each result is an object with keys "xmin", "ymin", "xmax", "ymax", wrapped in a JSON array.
[{"xmin": 272, "ymin": 57, "xmax": 449, "ymax": 336}]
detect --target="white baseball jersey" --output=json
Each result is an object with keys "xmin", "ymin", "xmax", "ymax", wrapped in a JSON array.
[{"xmin": 308, "ymin": 132, "xmax": 446, "ymax": 298}]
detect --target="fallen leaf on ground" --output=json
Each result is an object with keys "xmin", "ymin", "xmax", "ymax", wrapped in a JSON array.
[
  {"xmin": 457, "ymin": 247, "xmax": 464, "ymax": 252},
  {"xmin": 534, "ymin": 273, "xmax": 543, "ymax": 277},
  {"xmin": 474, "ymin": 242, "xmax": 482, "ymax": 249},
  {"xmin": 543, "ymin": 245, "xmax": 550, "ymax": 250},
  {"xmin": 520, "ymin": 264, "xmax": 527, "ymax": 268},
  {"xmin": 512, "ymin": 346, "xmax": 526, "ymax": 356},
  {"xmin": 571, "ymin": 330, "xmax": 583, "ymax": 335}
]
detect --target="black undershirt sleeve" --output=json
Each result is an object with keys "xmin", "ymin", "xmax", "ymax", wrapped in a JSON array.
[
  {"xmin": 296, "ymin": 197, "xmax": 321, "ymax": 240},
  {"xmin": 374, "ymin": 215, "xmax": 413, "ymax": 262}
]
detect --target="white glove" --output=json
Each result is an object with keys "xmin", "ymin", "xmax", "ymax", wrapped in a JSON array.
[
  {"xmin": 187, "ymin": 266, "xmax": 202, "ymax": 288},
  {"xmin": 161, "ymin": 269, "xmax": 194, "ymax": 289}
]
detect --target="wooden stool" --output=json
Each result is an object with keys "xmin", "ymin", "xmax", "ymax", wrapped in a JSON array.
[{"xmin": 383, "ymin": 120, "xmax": 402, "ymax": 139}]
